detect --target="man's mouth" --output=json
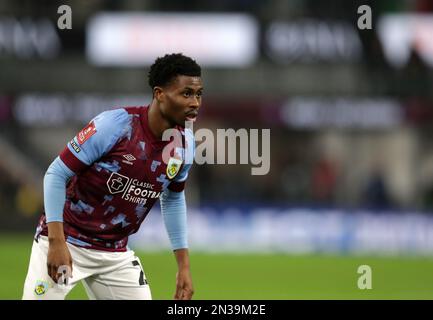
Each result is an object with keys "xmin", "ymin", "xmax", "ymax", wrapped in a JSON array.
[{"xmin": 185, "ymin": 111, "xmax": 198, "ymax": 122}]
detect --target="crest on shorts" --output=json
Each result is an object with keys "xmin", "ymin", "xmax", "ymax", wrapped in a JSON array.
[
  {"xmin": 166, "ymin": 157, "xmax": 182, "ymax": 180},
  {"xmin": 34, "ymin": 280, "xmax": 49, "ymax": 296}
]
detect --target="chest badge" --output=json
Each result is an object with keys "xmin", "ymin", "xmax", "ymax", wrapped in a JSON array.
[{"xmin": 166, "ymin": 157, "xmax": 183, "ymax": 180}]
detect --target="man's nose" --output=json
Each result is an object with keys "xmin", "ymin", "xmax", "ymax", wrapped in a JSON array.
[{"xmin": 190, "ymin": 96, "xmax": 200, "ymax": 108}]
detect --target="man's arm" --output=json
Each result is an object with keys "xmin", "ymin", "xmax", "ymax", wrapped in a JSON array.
[
  {"xmin": 43, "ymin": 157, "xmax": 75, "ymax": 283},
  {"xmin": 160, "ymin": 189, "xmax": 194, "ymax": 300},
  {"xmin": 44, "ymin": 109, "xmax": 130, "ymax": 284}
]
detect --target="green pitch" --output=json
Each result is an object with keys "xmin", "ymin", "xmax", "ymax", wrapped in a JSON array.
[{"xmin": 1, "ymin": 233, "xmax": 433, "ymax": 299}]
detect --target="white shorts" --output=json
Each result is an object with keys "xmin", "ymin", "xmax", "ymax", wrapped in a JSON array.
[{"xmin": 22, "ymin": 236, "xmax": 152, "ymax": 300}]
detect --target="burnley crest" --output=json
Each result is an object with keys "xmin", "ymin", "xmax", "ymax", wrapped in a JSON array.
[{"xmin": 166, "ymin": 157, "xmax": 182, "ymax": 179}]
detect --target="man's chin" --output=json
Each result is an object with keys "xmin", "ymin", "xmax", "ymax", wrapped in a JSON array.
[{"xmin": 176, "ymin": 118, "xmax": 195, "ymax": 129}]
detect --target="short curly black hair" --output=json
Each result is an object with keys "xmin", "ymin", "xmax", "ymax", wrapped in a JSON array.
[{"xmin": 148, "ymin": 53, "xmax": 201, "ymax": 90}]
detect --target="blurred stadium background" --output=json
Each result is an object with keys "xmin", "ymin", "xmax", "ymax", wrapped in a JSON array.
[{"xmin": 2, "ymin": 0, "xmax": 433, "ymax": 299}]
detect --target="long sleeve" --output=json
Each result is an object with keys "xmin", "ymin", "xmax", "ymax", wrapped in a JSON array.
[
  {"xmin": 45, "ymin": 109, "xmax": 130, "ymax": 221},
  {"xmin": 43, "ymin": 156, "xmax": 75, "ymax": 223},
  {"xmin": 160, "ymin": 189, "xmax": 188, "ymax": 250}
]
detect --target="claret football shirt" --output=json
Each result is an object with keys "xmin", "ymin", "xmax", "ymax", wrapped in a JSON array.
[{"xmin": 35, "ymin": 106, "xmax": 195, "ymax": 252}]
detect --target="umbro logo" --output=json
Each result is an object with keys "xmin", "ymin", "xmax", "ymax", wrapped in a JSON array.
[{"xmin": 122, "ymin": 154, "xmax": 136, "ymax": 165}]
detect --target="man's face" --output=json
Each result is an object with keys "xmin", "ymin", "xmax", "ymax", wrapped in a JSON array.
[{"xmin": 157, "ymin": 75, "xmax": 203, "ymax": 127}]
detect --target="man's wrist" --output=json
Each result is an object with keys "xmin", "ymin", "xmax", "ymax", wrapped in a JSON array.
[
  {"xmin": 178, "ymin": 264, "xmax": 191, "ymax": 271},
  {"xmin": 174, "ymin": 248, "xmax": 190, "ymax": 269},
  {"xmin": 48, "ymin": 236, "xmax": 66, "ymax": 244},
  {"xmin": 47, "ymin": 221, "xmax": 66, "ymax": 243}
]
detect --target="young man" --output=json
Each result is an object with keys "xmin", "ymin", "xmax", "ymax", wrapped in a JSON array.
[{"xmin": 22, "ymin": 53, "xmax": 203, "ymax": 300}]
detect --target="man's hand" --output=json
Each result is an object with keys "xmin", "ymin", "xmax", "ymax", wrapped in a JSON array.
[
  {"xmin": 174, "ymin": 267, "xmax": 194, "ymax": 300},
  {"xmin": 47, "ymin": 222, "xmax": 73, "ymax": 285},
  {"xmin": 173, "ymin": 248, "xmax": 194, "ymax": 300}
]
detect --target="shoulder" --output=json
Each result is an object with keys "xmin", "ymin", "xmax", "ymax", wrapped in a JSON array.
[
  {"xmin": 93, "ymin": 108, "xmax": 130, "ymax": 127},
  {"xmin": 81, "ymin": 108, "xmax": 132, "ymax": 149},
  {"xmin": 91, "ymin": 108, "xmax": 133, "ymax": 138}
]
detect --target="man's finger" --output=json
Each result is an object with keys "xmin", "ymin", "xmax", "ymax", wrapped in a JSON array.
[
  {"xmin": 174, "ymin": 285, "xmax": 184, "ymax": 300},
  {"xmin": 182, "ymin": 288, "xmax": 193, "ymax": 300},
  {"xmin": 48, "ymin": 264, "xmax": 57, "ymax": 283},
  {"xmin": 53, "ymin": 265, "xmax": 60, "ymax": 283},
  {"xmin": 185, "ymin": 290, "xmax": 193, "ymax": 300},
  {"xmin": 47, "ymin": 264, "xmax": 53, "ymax": 282}
]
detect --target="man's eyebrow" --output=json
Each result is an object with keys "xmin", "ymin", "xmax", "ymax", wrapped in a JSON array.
[{"xmin": 183, "ymin": 86, "xmax": 204, "ymax": 91}]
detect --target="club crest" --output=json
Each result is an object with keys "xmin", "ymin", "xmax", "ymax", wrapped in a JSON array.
[
  {"xmin": 34, "ymin": 280, "xmax": 49, "ymax": 296},
  {"xmin": 166, "ymin": 157, "xmax": 183, "ymax": 180}
]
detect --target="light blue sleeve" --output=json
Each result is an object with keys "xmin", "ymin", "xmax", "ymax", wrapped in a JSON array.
[
  {"xmin": 67, "ymin": 108, "xmax": 132, "ymax": 165},
  {"xmin": 45, "ymin": 109, "xmax": 131, "ymax": 222},
  {"xmin": 44, "ymin": 156, "xmax": 75, "ymax": 223},
  {"xmin": 173, "ymin": 128, "xmax": 195, "ymax": 183},
  {"xmin": 160, "ymin": 189, "xmax": 188, "ymax": 250}
]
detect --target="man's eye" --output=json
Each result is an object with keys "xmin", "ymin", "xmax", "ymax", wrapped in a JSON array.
[{"xmin": 183, "ymin": 92, "xmax": 191, "ymax": 97}]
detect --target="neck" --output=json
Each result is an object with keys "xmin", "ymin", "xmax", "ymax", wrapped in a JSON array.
[{"xmin": 147, "ymin": 100, "xmax": 173, "ymax": 140}]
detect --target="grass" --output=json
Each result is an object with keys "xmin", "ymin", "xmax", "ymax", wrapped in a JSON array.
[{"xmin": 2, "ymin": 233, "xmax": 433, "ymax": 299}]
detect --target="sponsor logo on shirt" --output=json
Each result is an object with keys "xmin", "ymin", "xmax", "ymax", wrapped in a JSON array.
[
  {"xmin": 106, "ymin": 172, "xmax": 160, "ymax": 205},
  {"xmin": 70, "ymin": 140, "xmax": 81, "ymax": 153},
  {"xmin": 106, "ymin": 172, "xmax": 130, "ymax": 194},
  {"xmin": 77, "ymin": 121, "xmax": 97, "ymax": 144}
]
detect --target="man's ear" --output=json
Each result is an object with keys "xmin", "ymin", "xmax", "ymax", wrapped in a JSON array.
[{"xmin": 153, "ymin": 87, "xmax": 164, "ymax": 102}]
